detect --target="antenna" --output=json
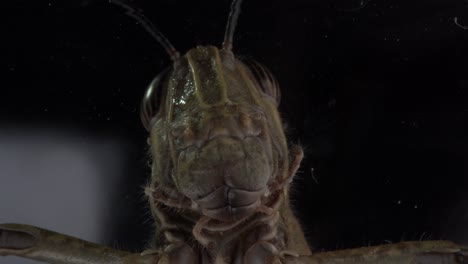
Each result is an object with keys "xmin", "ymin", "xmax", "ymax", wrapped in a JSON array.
[
  {"xmin": 109, "ymin": 0, "xmax": 180, "ymax": 61},
  {"xmin": 222, "ymin": 0, "xmax": 244, "ymax": 52}
]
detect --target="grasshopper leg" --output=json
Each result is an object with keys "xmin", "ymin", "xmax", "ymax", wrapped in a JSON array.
[
  {"xmin": 287, "ymin": 241, "xmax": 467, "ymax": 264},
  {"xmin": 0, "ymin": 223, "xmax": 157, "ymax": 264}
]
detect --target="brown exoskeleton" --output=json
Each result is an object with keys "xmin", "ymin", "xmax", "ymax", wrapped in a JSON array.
[{"xmin": 1, "ymin": 0, "xmax": 467, "ymax": 263}]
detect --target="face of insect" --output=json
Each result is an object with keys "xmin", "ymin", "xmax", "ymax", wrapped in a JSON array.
[{"xmin": 142, "ymin": 46, "xmax": 289, "ymax": 221}]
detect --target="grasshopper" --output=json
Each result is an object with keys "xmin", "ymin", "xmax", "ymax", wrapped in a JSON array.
[{"xmin": 1, "ymin": 0, "xmax": 467, "ymax": 263}]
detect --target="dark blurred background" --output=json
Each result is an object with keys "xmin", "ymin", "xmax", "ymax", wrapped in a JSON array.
[{"xmin": 2, "ymin": 0, "xmax": 468, "ymax": 262}]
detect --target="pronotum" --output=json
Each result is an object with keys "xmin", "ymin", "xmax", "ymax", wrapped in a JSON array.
[{"xmin": 1, "ymin": 0, "xmax": 467, "ymax": 263}]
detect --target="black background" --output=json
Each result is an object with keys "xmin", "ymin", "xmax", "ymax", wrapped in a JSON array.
[{"xmin": 4, "ymin": 0, "xmax": 468, "ymax": 253}]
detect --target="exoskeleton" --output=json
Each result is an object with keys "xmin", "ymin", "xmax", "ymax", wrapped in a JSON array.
[{"xmin": 1, "ymin": 0, "xmax": 467, "ymax": 263}]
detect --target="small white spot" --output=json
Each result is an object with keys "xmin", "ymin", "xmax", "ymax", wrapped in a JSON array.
[
  {"xmin": 311, "ymin": 168, "xmax": 319, "ymax": 184},
  {"xmin": 397, "ymin": 200, "xmax": 402, "ymax": 205}
]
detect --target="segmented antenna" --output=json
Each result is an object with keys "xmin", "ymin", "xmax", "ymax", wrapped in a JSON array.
[
  {"xmin": 109, "ymin": 0, "xmax": 180, "ymax": 61},
  {"xmin": 222, "ymin": 0, "xmax": 243, "ymax": 52}
]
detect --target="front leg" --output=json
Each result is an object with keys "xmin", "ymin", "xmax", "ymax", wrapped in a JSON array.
[
  {"xmin": 155, "ymin": 241, "xmax": 199, "ymax": 264},
  {"xmin": 287, "ymin": 241, "xmax": 467, "ymax": 264},
  {"xmin": 0, "ymin": 223, "xmax": 157, "ymax": 264},
  {"xmin": 244, "ymin": 241, "xmax": 282, "ymax": 264}
]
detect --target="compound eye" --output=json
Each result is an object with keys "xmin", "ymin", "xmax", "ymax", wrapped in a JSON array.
[
  {"xmin": 140, "ymin": 68, "xmax": 170, "ymax": 131},
  {"xmin": 242, "ymin": 59, "xmax": 281, "ymax": 107}
]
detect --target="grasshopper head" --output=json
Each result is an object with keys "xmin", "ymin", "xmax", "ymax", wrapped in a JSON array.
[
  {"xmin": 118, "ymin": 0, "xmax": 291, "ymax": 221},
  {"xmin": 143, "ymin": 46, "xmax": 288, "ymax": 221}
]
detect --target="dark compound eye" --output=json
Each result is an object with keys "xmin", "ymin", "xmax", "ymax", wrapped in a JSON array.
[
  {"xmin": 242, "ymin": 59, "xmax": 281, "ymax": 107},
  {"xmin": 140, "ymin": 68, "xmax": 170, "ymax": 131}
]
